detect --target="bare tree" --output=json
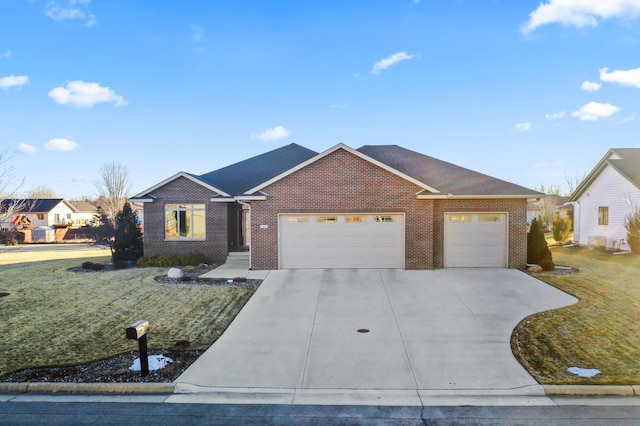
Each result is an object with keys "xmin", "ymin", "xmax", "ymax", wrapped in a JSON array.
[
  {"xmin": 28, "ymin": 185, "xmax": 57, "ymax": 198},
  {"xmin": 95, "ymin": 162, "xmax": 131, "ymax": 224},
  {"xmin": 0, "ymin": 150, "xmax": 27, "ymax": 229},
  {"xmin": 534, "ymin": 183, "xmax": 562, "ymax": 231},
  {"xmin": 565, "ymin": 171, "xmax": 587, "ymax": 196}
]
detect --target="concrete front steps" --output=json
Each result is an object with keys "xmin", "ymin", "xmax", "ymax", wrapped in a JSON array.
[
  {"xmin": 200, "ymin": 251, "xmax": 270, "ymax": 280},
  {"xmin": 224, "ymin": 251, "xmax": 250, "ymax": 268}
]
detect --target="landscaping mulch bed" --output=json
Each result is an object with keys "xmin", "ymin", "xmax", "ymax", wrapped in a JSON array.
[{"xmin": 0, "ymin": 348, "xmax": 204, "ymax": 383}]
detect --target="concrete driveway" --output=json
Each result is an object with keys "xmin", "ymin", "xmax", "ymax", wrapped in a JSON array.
[{"xmin": 173, "ymin": 269, "xmax": 577, "ymax": 404}]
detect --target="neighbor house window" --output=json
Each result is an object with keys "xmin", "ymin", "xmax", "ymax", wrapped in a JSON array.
[
  {"xmin": 37, "ymin": 214, "xmax": 44, "ymax": 220},
  {"xmin": 598, "ymin": 207, "xmax": 608, "ymax": 226},
  {"xmin": 165, "ymin": 204, "xmax": 206, "ymax": 240}
]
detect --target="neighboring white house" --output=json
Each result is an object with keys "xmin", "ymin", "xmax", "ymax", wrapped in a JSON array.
[
  {"xmin": 0, "ymin": 199, "xmax": 78, "ymax": 230},
  {"xmin": 68, "ymin": 200, "xmax": 98, "ymax": 226},
  {"xmin": 569, "ymin": 148, "xmax": 640, "ymax": 250}
]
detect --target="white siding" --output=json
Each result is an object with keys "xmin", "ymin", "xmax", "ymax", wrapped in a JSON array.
[{"xmin": 575, "ymin": 165, "xmax": 640, "ymax": 249}]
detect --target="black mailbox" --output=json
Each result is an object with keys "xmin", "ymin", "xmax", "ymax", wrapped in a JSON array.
[
  {"xmin": 125, "ymin": 320, "xmax": 150, "ymax": 376},
  {"xmin": 126, "ymin": 320, "xmax": 149, "ymax": 340}
]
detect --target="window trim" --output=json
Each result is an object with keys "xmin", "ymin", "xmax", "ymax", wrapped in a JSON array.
[
  {"xmin": 164, "ymin": 203, "xmax": 206, "ymax": 240},
  {"xmin": 598, "ymin": 206, "xmax": 609, "ymax": 226}
]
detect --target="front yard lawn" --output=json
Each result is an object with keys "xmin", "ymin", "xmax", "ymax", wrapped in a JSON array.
[
  {"xmin": 513, "ymin": 247, "xmax": 640, "ymax": 385},
  {"xmin": 0, "ymin": 256, "xmax": 256, "ymax": 378}
]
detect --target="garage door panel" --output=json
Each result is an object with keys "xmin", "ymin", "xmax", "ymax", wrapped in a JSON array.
[
  {"xmin": 445, "ymin": 213, "xmax": 507, "ymax": 268},
  {"xmin": 280, "ymin": 214, "xmax": 404, "ymax": 269}
]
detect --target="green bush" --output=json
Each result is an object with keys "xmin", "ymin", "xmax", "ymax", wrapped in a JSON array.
[
  {"xmin": 625, "ymin": 207, "xmax": 640, "ymax": 254},
  {"xmin": 81, "ymin": 261, "xmax": 95, "ymax": 270},
  {"xmin": 91, "ymin": 263, "xmax": 105, "ymax": 271},
  {"xmin": 551, "ymin": 215, "xmax": 572, "ymax": 244},
  {"xmin": 135, "ymin": 252, "xmax": 208, "ymax": 268},
  {"xmin": 4, "ymin": 235, "xmax": 18, "ymax": 246},
  {"xmin": 113, "ymin": 260, "xmax": 128, "ymax": 270},
  {"xmin": 113, "ymin": 202, "xmax": 144, "ymax": 263},
  {"xmin": 181, "ymin": 252, "xmax": 208, "ymax": 266},
  {"xmin": 528, "ymin": 218, "xmax": 554, "ymax": 271}
]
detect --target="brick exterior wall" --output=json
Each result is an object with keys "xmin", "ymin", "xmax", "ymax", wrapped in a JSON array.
[
  {"xmin": 249, "ymin": 148, "xmax": 435, "ymax": 270},
  {"xmin": 433, "ymin": 199, "xmax": 528, "ymax": 269},
  {"xmin": 141, "ymin": 176, "xmax": 228, "ymax": 263},
  {"xmin": 141, "ymin": 149, "xmax": 529, "ymax": 270}
]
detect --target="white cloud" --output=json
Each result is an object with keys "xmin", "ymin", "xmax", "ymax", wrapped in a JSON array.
[
  {"xmin": 545, "ymin": 111, "xmax": 565, "ymax": 119},
  {"xmin": 618, "ymin": 114, "xmax": 636, "ymax": 124},
  {"xmin": 515, "ymin": 122, "xmax": 532, "ymax": 132},
  {"xmin": 190, "ymin": 24, "xmax": 205, "ymax": 42},
  {"xmin": 0, "ymin": 50, "xmax": 11, "ymax": 60},
  {"xmin": 45, "ymin": 138, "xmax": 79, "ymax": 151},
  {"xmin": 371, "ymin": 52, "xmax": 417, "ymax": 74},
  {"xmin": 330, "ymin": 103, "xmax": 349, "ymax": 109},
  {"xmin": 600, "ymin": 67, "xmax": 640, "ymax": 88},
  {"xmin": 46, "ymin": 1, "xmax": 95, "ymax": 27},
  {"xmin": 0, "ymin": 75, "xmax": 29, "ymax": 89},
  {"xmin": 48, "ymin": 80, "xmax": 126, "ymax": 107},
  {"xmin": 581, "ymin": 80, "xmax": 601, "ymax": 91},
  {"xmin": 523, "ymin": 0, "xmax": 640, "ymax": 33},
  {"xmin": 571, "ymin": 101, "xmax": 619, "ymax": 121},
  {"xmin": 252, "ymin": 126, "xmax": 290, "ymax": 142},
  {"xmin": 18, "ymin": 143, "xmax": 36, "ymax": 154}
]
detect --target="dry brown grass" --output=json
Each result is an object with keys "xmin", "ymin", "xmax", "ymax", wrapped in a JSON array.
[
  {"xmin": 513, "ymin": 247, "xmax": 640, "ymax": 385},
  {"xmin": 0, "ymin": 245, "xmax": 256, "ymax": 376}
]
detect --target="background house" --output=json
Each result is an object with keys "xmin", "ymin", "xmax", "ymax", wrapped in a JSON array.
[
  {"xmin": 0, "ymin": 199, "xmax": 77, "ymax": 230},
  {"xmin": 68, "ymin": 200, "xmax": 98, "ymax": 227},
  {"xmin": 569, "ymin": 148, "xmax": 640, "ymax": 250},
  {"xmin": 527, "ymin": 194, "xmax": 573, "ymax": 230},
  {"xmin": 132, "ymin": 143, "xmax": 541, "ymax": 270}
]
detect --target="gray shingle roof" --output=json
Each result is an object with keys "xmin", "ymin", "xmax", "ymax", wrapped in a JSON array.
[
  {"xmin": 608, "ymin": 148, "xmax": 640, "ymax": 189},
  {"xmin": 197, "ymin": 143, "xmax": 318, "ymax": 195},
  {"xmin": 569, "ymin": 148, "xmax": 640, "ymax": 201},
  {"xmin": 0, "ymin": 198, "xmax": 75, "ymax": 213},
  {"xmin": 358, "ymin": 145, "xmax": 541, "ymax": 196}
]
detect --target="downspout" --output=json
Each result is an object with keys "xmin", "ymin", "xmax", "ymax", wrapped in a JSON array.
[
  {"xmin": 237, "ymin": 200, "xmax": 252, "ymax": 270},
  {"xmin": 574, "ymin": 201, "xmax": 580, "ymax": 245}
]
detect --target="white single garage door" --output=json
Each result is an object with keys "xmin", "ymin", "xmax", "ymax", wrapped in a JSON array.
[
  {"xmin": 444, "ymin": 213, "xmax": 508, "ymax": 268},
  {"xmin": 279, "ymin": 214, "xmax": 405, "ymax": 269}
]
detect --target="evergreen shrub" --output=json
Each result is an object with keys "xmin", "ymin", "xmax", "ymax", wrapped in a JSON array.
[{"xmin": 527, "ymin": 218, "xmax": 554, "ymax": 271}]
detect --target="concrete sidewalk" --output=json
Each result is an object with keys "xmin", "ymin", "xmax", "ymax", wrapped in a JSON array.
[{"xmin": 172, "ymin": 269, "xmax": 577, "ymax": 405}]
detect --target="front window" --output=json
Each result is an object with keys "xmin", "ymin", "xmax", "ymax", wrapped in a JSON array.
[
  {"xmin": 165, "ymin": 204, "xmax": 206, "ymax": 240},
  {"xmin": 598, "ymin": 207, "xmax": 608, "ymax": 226}
]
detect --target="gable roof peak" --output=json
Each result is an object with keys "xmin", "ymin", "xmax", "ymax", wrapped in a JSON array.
[{"xmin": 569, "ymin": 147, "xmax": 640, "ymax": 201}]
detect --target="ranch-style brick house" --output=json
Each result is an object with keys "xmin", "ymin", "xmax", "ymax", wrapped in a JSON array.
[{"xmin": 131, "ymin": 143, "xmax": 541, "ymax": 270}]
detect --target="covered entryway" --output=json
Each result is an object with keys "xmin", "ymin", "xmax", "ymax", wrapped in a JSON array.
[
  {"xmin": 279, "ymin": 214, "xmax": 405, "ymax": 268},
  {"xmin": 444, "ymin": 213, "xmax": 508, "ymax": 267}
]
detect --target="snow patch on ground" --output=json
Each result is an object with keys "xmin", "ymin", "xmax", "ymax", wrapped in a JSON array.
[
  {"xmin": 129, "ymin": 355, "xmax": 173, "ymax": 372},
  {"xmin": 567, "ymin": 366, "xmax": 600, "ymax": 377}
]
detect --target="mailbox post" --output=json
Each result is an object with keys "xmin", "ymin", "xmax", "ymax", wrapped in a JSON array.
[{"xmin": 126, "ymin": 320, "xmax": 150, "ymax": 377}]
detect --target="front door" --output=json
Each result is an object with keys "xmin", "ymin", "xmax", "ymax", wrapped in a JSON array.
[{"xmin": 227, "ymin": 203, "xmax": 250, "ymax": 251}]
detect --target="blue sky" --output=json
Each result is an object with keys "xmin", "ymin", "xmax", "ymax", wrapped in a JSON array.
[{"xmin": 2, "ymin": 0, "xmax": 640, "ymax": 199}]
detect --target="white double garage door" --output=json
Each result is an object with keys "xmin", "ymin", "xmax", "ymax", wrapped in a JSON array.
[{"xmin": 278, "ymin": 212, "xmax": 508, "ymax": 269}]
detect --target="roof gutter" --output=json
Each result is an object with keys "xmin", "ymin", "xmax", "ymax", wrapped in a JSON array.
[{"xmin": 416, "ymin": 194, "xmax": 538, "ymax": 200}]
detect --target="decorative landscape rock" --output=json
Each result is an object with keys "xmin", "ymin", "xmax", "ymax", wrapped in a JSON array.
[
  {"xmin": 167, "ymin": 267, "xmax": 184, "ymax": 279},
  {"xmin": 527, "ymin": 265, "xmax": 543, "ymax": 273}
]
